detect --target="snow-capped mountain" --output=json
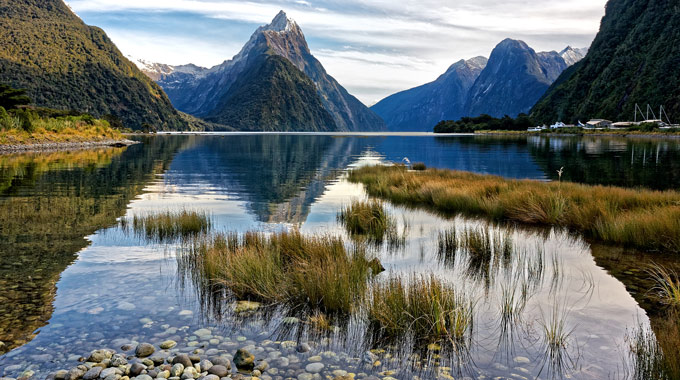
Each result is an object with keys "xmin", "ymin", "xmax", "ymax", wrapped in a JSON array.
[
  {"xmin": 559, "ymin": 46, "xmax": 589, "ymax": 66},
  {"xmin": 139, "ymin": 11, "xmax": 385, "ymax": 132}
]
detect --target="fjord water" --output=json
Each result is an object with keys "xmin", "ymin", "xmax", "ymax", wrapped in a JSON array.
[{"xmin": 1, "ymin": 134, "xmax": 679, "ymax": 379}]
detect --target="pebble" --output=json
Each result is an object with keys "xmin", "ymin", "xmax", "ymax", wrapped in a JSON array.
[
  {"xmin": 82, "ymin": 368, "xmax": 102, "ymax": 380},
  {"xmin": 136, "ymin": 343, "xmax": 155, "ymax": 358},
  {"xmin": 233, "ymin": 349, "xmax": 255, "ymax": 370},
  {"xmin": 513, "ymin": 356, "xmax": 531, "ymax": 364},
  {"xmin": 207, "ymin": 366, "xmax": 228, "ymax": 378},
  {"xmin": 160, "ymin": 341, "xmax": 177, "ymax": 350},
  {"xmin": 305, "ymin": 363, "xmax": 324, "ymax": 373}
]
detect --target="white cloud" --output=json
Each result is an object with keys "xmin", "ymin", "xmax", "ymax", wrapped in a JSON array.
[{"xmin": 68, "ymin": 0, "xmax": 608, "ymax": 104}]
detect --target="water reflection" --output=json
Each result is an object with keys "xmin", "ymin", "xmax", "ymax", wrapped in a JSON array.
[
  {"xmin": 0, "ymin": 138, "xmax": 185, "ymax": 353},
  {"xmin": 0, "ymin": 134, "xmax": 679, "ymax": 379}
]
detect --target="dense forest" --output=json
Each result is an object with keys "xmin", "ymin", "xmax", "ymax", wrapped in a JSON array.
[
  {"xmin": 433, "ymin": 114, "xmax": 535, "ymax": 133},
  {"xmin": 0, "ymin": 0, "xmax": 187, "ymax": 130},
  {"xmin": 205, "ymin": 54, "xmax": 336, "ymax": 131},
  {"xmin": 531, "ymin": 0, "xmax": 680, "ymax": 124}
]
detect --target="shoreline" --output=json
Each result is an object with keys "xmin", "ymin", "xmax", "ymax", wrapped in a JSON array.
[
  {"xmin": 125, "ymin": 130, "xmax": 680, "ymax": 140},
  {"xmin": 474, "ymin": 130, "xmax": 680, "ymax": 140},
  {"xmin": 0, "ymin": 139, "xmax": 139, "ymax": 154}
]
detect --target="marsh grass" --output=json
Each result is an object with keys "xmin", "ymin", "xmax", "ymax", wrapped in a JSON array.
[
  {"xmin": 538, "ymin": 305, "xmax": 576, "ymax": 379},
  {"xmin": 437, "ymin": 227, "xmax": 458, "ymax": 266},
  {"xmin": 627, "ymin": 325, "xmax": 675, "ymax": 380},
  {"xmin": 647, "ymin": 264, "xmax": 680, "ymax": 307},
  {"xmin": 180, "ymin": 230, "xmax": 379, "ymax": 314},
  {"xmin": 348, "ymin": 165, "xmax": 680, "ymax": 252},
  {"xmin": 125, "ymin": 210, "xmax": 212, "ymax": 242},
  {"xmin": 367, "ymin": 275, "xmax": 474, "ymax": 347},
  {"xmin": 338, "ymin": 199, "xmax": 396, "ymax": 243}
]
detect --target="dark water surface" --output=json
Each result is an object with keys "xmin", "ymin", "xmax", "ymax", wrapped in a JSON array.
[{"xmin": 1, "ymin": 134, "xmax": 679, "ymax": 379}]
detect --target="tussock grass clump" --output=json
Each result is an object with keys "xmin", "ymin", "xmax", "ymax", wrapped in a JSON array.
[
  {"xmin": 367, "ymin": 275, "xmax": 474, "ymax": 345},
  {"xmin": 127, "ymin": 210, "xmax": 212, "ymax": 241},
  {"xmin": 338, "ymin": 199, "xmax": 396, "ymax": 243},
  {"xmin": 348, "ymin": 165, "xmax": 680, "ymax": 252},
  {"xmin": 539, "ymin": 306, "xmax": 575, "ymax": 378},
  {"xmin": 647, "ymin": 264, "xmax": 680, "ymax": 307},
  {"xmin": 183, "ymin": 230, "xmax": 379, "ymax": 314}
]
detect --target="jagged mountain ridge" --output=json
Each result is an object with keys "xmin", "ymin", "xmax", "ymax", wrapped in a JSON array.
[
  {"xmin": 0, "ymin": 0, "xmax": 187, "ymax": 130},
  {"xmin": 372, "ymin": 39, "xmax": 586, "ymax": 131},
  {"xmin": 143, "ymin": 11, "xmax": 385, "ymax": 132},
  {"xmin": 370, "ymin": 57, "xmax": 488, "ymax": 131},
  {"xmin": 465, "ymin": 39, "xmax": 571, "ymax": 118},
  {"xmin": 531, "ymin": 0, "xmax": 680, "ymax": 124}
]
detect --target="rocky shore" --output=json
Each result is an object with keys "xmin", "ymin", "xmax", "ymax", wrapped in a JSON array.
[
  {"xmin": 0, "ymin": 326, "xmax": 407, "ymax": 380},
  {"xmin": 0, "ymin": 139, "xmax": 139, "ymax": 153}
]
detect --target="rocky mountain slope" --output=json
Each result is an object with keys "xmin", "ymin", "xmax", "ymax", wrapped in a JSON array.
[
  {"xmin": 371, "ymin": 57, "xmax": 487, "ymax": 131},
  {"xmin": 372, "ymin": 39, "xmax": 586, "ymax": 130},
  {"xmin": 531, "ymin": 0, "xmax": 680, "ymax": 124},
  {"xmin": 143, "ymin": 12, "xmax": 385, "ymax": 132},
  {"xmin": 0, "ymin": 0, "xmax": 187, "ymax": 130},
  {"xmin": 465, "ymin": 39, "xmax": 578, "ymax": 119}
]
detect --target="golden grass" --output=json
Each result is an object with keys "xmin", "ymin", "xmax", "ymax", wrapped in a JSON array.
[
  {"xmin": 338, "ymin": 199, "xmax": 395, "ymax": 243},
  {"xmin": 367, "ymin": 275, "xmax": 474, "ymax": 345},
  {"xmin": 648, "ymin": 264, "xmax": 680, "ymax": 307},
  {"xmin": 0, "ymin": 117, "xmax": 122, "ymax": 145},
  {"xmin": 182, "ymin": 230, "xmax": 379, "ymax": 314},
  {"xmin": 126, "ymin": 210, "xmax": 212, "ymax": 242},
  {"xmin": 349, "ymin": 165, "xmax": 680, "ymax": 252}
]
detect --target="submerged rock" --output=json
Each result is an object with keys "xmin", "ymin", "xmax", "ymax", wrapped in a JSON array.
[
  {"xmin": 233, "ymin": 349, "xmax": 255, "ymax": 370},
  {"xmin": 159, "ymin": 340, "xmax": 177, "ymax": 350}
]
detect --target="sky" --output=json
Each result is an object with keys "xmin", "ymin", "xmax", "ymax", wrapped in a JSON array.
[{"xmin": 65, "ymin": 0, "xmax": 609, "ymax": 106}]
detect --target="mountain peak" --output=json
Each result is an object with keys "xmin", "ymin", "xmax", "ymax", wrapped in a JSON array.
[
  {"xmin": 496, "ymin": 38, "xmax": 530, "ymax": 51},
  {"xmin": 264, "ymin": 10, "xmax": 297, "ymax": 33}
]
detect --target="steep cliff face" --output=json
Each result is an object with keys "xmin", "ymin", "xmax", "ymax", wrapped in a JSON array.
[
  {"xmin": 465, "ymin": 39, "xmax": 557, "ymax": 118},
  {"xmin": 146, "ymin": 11, "xmax": 385, "ymax": 131},
  {"xmin": 532, "ymin": 0, "xmax": 680, "ymax": 124},
  {"xmin": 0, "ymin": 0, "xmax": 187, "ymax": 130},
  {"xmin": 204, "ymin": 53, "xmax": 336, "ymax": 132},
  {"xmin": 371, "ymin": 57, "xmax": 487, "ymax": 131}
]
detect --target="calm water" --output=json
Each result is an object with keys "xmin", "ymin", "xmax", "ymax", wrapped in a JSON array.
[{"xmin": 1, "ymin": 134, "xmax": 679, "ymax": 380}]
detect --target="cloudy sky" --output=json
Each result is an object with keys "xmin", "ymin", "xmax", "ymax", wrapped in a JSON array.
[{"xmin": 65, "ymin": 0, "xmax": 608, "ymax": 105}]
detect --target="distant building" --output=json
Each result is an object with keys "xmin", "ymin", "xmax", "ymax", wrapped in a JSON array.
[
  {"xmin": 528, "ymin": 125, "xmax": 548, "ymax": 132},
  {"xmin": 641, "ymin": 119, "xmax": 666, "ymax": 126},
  {"xmin": 611, "ymin": 121, "xmax": 634, "ymax": 129},
  {"xmin": 586, "ymin": 119, "xmax": 613, "ymax": 129},
  {"xmin": 550, "ymin": 122, "xmax": 567, "ymax": 129}
]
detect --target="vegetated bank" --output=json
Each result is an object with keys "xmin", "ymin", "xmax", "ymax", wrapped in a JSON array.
[
  {"xmin": 0, "ymin": 83, "xmax": 131, "ymax": 150},
  {"xmin": 348, "ymin": 165, "xmax": 680, "ymax": 253},
  {"xmin": 433, "ymin": 114, "xmax": 680, "ymax": 137}
]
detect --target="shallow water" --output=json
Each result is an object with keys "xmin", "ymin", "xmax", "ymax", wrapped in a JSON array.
[{"xmin": 1, "ymin": 134, "xmax": 679, "ymax": 379}]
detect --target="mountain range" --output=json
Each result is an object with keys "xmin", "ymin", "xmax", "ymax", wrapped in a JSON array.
[
  {"xmin": 531, "ymin": 0, "xmax": 680, "ymax": 124},
  {"xmin": 371, "ymin": 40, "xmax": 587, "ymax": 131},
  {"xmin": 0, "ymin": 0, "xmax": 187, "ymax": 130},
  {"xmin": 139, "ymin": 12, "xmax": 385, "ymax": 132}
]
